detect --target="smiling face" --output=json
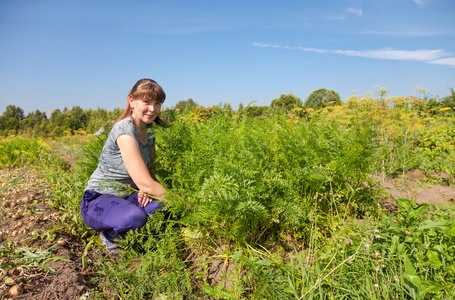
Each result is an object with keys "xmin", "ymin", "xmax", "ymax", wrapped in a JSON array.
[
  {"xmin": 126, "ymin": 79, "xmax": 166, "ymax": 128},
  {"xmin": 112, "ymin": 79, "xmax": 166, "ymax": 128},
  {"xmin": 130, "ymin": 96, "xmax": 162, "ymax": 126}
]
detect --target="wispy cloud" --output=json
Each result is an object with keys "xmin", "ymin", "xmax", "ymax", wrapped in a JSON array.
[
  {"xmin": 252, "ymin": 43, "xmax": 455, "ymax": 67},
  {"xmin": 333, "ymin": 48, "xmax": 448, "ymax": 61},
  {"xmin": 253, "ymin": 43, "xmax": 281, "ymax": 48},
  {"xmin": 347, "ymin": 8, "xmax": 363, "ymax": 16}
]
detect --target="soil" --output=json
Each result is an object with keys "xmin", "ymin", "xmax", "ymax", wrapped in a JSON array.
[
  {"xmin": 1, "ymin": 167, "xmax": 454, "ymax": 299},
  {"xmin": 0, "ymin": 168, "xmax": 102, "ymax": 300},
  {"xmin": 376, "ymin": 169, "xmax": 455, "ymax": 213}
]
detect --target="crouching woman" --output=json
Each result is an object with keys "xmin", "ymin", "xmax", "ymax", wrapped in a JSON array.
[{"xmin": 80, "ymin": 78, "xmax": 168, "ymax": 255}]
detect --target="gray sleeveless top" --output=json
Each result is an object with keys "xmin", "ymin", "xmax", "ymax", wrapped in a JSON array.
[{"xmin": 85, "ymin": 116, "xmax": 155, "ymax": 197}]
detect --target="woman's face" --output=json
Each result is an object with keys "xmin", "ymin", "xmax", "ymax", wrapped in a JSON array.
[{"xmin": 130, "ymin": 96, "xmax": 162, "ymax": 125}]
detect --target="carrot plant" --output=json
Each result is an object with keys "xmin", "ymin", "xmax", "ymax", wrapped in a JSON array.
[{"xmin": 152, "ymin": 109, "xmax": 378, "ymax": 248}]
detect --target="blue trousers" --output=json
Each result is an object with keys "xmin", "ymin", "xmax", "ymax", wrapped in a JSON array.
[{"xmin": 80, "ymin": 190, "xmax": 165, "ymax": 243}]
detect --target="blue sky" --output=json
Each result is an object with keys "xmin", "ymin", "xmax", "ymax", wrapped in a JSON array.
[{"xmin": 1, "ymin": 0, "xmax": 454, "ymax": 115}]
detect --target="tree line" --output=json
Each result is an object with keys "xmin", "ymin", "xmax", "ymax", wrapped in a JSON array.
[
  {"xmin": 1, "ymin": 87, "xmax": 454, "ymax": 137},
  {"xmin": 0, "ymin": 105, "xmax": 123, "ymax": 137}
]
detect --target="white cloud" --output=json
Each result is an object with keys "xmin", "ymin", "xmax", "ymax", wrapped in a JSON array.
[
  {"xmin": 347, "ymin": 8, "xmax": 363, "ymax": 16},
  {"xmin": 251, "ymin": 42, "xmax": 280, "ymax": 48},
  {"xmin": 252, "ymin": 43, "xmax": 455, "ymax": 67},
  {"xmin": 294, "ymin": 46, "xmax": 328, "ymax": 54},
  {"xmin": 428, "ymin": 57, "xmax": 455, "ymax": 67},
  {"xmin": 333, "ymin": 48, "xmax": 449, "ymax": 61}
]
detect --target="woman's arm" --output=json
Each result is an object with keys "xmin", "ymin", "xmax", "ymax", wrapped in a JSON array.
[{"xmin": 117, "ymin": 135, "xmax": 166, "ymax": 205}]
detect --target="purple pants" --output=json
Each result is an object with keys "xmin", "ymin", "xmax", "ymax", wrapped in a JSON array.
[{"xmin": 80, "ymin": 190, "xmax": 165, "ymax": 243}]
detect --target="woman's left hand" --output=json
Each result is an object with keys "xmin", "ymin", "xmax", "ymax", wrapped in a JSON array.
[{"xmin": 138, "ymin": 192, "xmax": 154, "ymax": 207}]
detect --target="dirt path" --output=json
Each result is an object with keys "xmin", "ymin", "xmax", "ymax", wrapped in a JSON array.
[
  {"xmin": 0, "ymin": 168, "xmax": 101, "ymax": 300},
  {"xmin": 377, "ymin": 169, "xmax": 455, "ymax": 210},
  {"xmin": 0, "ymin": 168, "xmax": 454, "ymax": 299}
]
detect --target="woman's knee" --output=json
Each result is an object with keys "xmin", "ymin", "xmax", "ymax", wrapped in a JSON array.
[{"xmin": 118, "ymin": 207, "xmax": 148, "ymax": 231}]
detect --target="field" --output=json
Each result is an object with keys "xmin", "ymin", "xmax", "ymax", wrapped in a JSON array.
[{"xmin": 1, "ymin": 96, "xmax": 455, "ymax": 299}]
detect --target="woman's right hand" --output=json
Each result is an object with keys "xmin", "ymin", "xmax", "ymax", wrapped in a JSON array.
[{"xmin": 138, "ymin": 192, "xmax": 154, "ymax": 207}]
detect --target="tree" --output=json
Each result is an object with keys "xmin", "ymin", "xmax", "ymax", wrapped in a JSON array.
[
  {"xmin": 1, "ymin": 105, "xmax": 24, "ymax": 133},
  {"xmin": 50, "ymin": 109, "xmax": 64, "ymax": 128},
  {"xmin": 21, "ymin": 110, "xmax": 48, "ymax": 135},
  {"xmin": 0, "ymin": 116, "xmax": 6, "ymax": 135},
  {"xmin": 174, "ymin": 98, "xmax": 198, "ymax": 114},
  {"xmin": 2, "ymin": 105, "xmax": 24, "ymax": 121},
  {"xmin": 270, "ymin": 94, "xmax": 302, "ymax": 114},
  {"xmin": 304, "ymin": 89, "xmax": 342, "ymax": 109},
  {"xmin": 69, "ymin": 105, "xmax": 88, "ymax": 130},
  {"xmin": 86, "ymin": 108, "xmax": 109, "ymax": 133},
  {"xmin": 0, "ymin": 104, "xmax": 123, "ymax": 136}
]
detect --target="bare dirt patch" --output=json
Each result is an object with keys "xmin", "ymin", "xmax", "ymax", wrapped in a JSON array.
[
  {"xmin": 377, "ymin": 169, "xmax": 455, "ymax": 212},
  {"xmin": 0, "ymin": 168, "xmax": 101, "ymax": 300}
]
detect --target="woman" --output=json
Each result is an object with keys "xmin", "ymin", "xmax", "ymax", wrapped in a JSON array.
[{"xmin": 80, "ymin": 78, "xmax": 168, "ymax": 255}]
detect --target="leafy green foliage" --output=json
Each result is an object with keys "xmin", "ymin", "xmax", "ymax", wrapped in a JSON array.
[
  {"xmin": 0, "ymin": 137, "xmax": 66, "ymax": 169},
  {"xmin": 95, "ymin": 212, "xmax": 193, "ymax": 299},
  {"xmin": 154, "ymin": 112, "xmax": 378, "ymax": 247},
  {"xmin": 412, "ymin": 123, "xmax": 455, "ymax": 174},
  {"xmin": 282, "ymin": 197, "xmax": 455, "ymax": 299},
  {"xmin": 376, "ymin": 198, "xmax": 455, "ymax": 299},
  {"xmin": 2, "ymin": 92, "xmax": 455, "ymax": 298},
  {"xmin": 202, "ymin": 248, "xmax": 290, "ymax": 299}
]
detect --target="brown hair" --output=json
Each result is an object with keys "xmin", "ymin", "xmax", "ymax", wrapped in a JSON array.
[{"xmin": 113, "ymin": 78, "xmax": 166, "ymax": 127}]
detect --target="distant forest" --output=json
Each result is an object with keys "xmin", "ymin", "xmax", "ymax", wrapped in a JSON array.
[{"xmin": 1, "ymin": 88, "xmax": 454, "ymax": 137}]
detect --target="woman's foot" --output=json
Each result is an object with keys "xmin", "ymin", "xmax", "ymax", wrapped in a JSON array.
[{"xmin": 100, "ymin": 231, "xmax": 119, "ymax": 256}]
